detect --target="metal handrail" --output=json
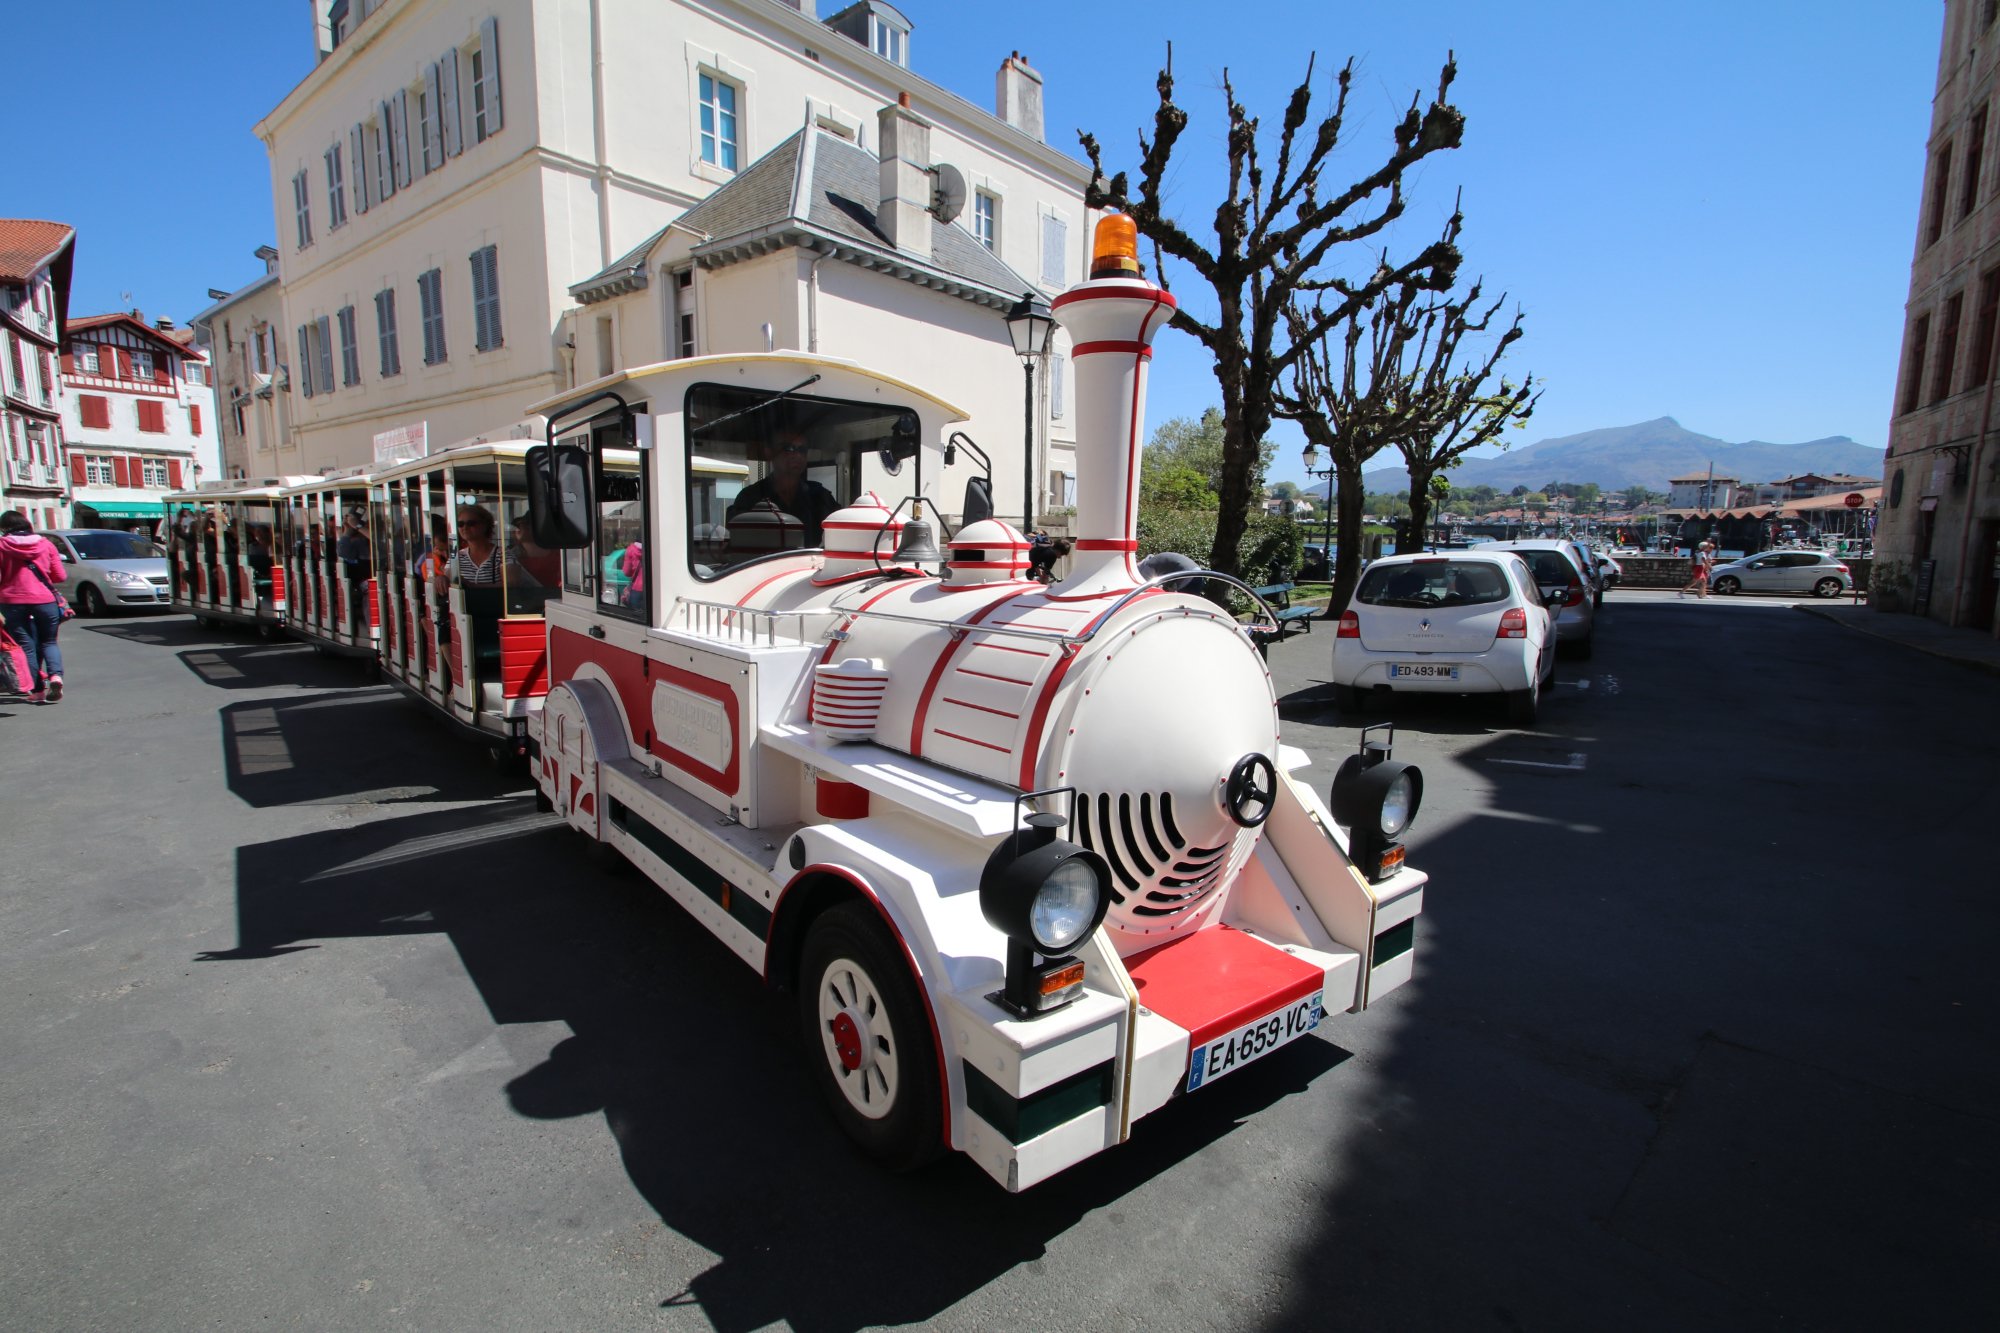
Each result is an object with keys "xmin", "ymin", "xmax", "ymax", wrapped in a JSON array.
[{"xmin": 1098, "ymin": 569, "xmax": 1283, "ymax": 639}]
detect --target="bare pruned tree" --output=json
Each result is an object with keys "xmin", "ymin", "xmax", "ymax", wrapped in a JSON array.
[
  {"xmin": 1080, "ymin": 45, "xmax": 1464, "ymax": 577},
  {"xmin": 1395, "ymin": 282, "xmax": 1541, "ymax": 545},
  {"xmin": 1273, "ymin": 210, "xmax": 1465, "ymax": 615}
]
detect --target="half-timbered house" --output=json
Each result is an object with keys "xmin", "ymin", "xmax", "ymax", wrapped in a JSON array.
[
  {"xmin": 0, "ymin": 219, "xmax": 75, "ymax": 530},
  {"xmin": 61, "ymin": 313, "xmax": 219, "ymax": 533}
]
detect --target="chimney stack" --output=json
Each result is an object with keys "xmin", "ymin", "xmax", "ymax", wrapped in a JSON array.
[
  {"xmin": 996, "ymin": 53, "xmax": 1044, "ymax": 143},
  {"xmin": 156, "ymin": 317, "xmax": 175, "ymax": 331},
  {"xmin": 876, "ymin": 95, "xmax": 933, "ymax": 262}
]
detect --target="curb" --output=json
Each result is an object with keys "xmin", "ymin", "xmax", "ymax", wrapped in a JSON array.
[{"xmin": 1792, "ymin": 604, "xmax": 2000, "ymax": 679}]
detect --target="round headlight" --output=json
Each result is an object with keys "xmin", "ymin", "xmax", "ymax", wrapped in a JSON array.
[
  {"xmin": 1379, "ymin": 771, "xmax": 1415, "ymax": 837},
  {"xmin": 1029, "ymin": 859, "xmax": 1102, "ymax": 952}
]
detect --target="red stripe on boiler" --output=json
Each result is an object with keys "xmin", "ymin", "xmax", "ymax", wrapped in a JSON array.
[
  {"xmin": 1017, "ymin": 590, "xmax": 1164, "ymax": 788},
  {"xmin": 955, "ymin": 667, "xmax": 1035, "ymax": 686},
  {"xmin": 935, "ymin": 729, "xmax": 1012, "ymax": 753},
  {"xmin": 941, "ymin": 697, "xmax": 1021, "ymax": 719},
  {"xmin": 1074, "ymin": 538, "xmax": 1138, "ymax": 551},
  {"xmin": 1071, "ymin": 340, "xmax": 1152, "ymax": 358},
  {"xmin": 1051, "ymin": 283, "xmax": 1179, "ymax": 312},
  {"xmin": 909, "ymin": 587, "xmax": 1029, "ymax": 756}
]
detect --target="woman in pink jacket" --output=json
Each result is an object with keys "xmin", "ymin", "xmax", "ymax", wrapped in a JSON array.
[{"xmin": 0, "ymin": 510, "xmax": 69, "ymax": 702}]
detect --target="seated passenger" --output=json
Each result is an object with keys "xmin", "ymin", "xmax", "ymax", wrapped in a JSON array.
[
  {"xmin": 444, "ymin": 505, "xmax": 503, "ymax": 588},
  {"xmin": 726, "ymin": 430, "xmax": 840, "ymax": 546},
  {"xmin": 510, "ymin": 516, "xmax": 562, "ymax": 588}
]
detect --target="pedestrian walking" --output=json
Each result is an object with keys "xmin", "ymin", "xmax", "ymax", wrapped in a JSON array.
[
  {"xmin": 0, "ymin": 510, "xmax": 71, "ymax": 702},
  {"xmin": 1679, "ymin": 539, "xmax": 1714, "ymax": 599}
]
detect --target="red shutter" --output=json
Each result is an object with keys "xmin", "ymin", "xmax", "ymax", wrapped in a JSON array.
[
  {"xmin": 60, "ymin": 352, "xmax": 75, "ymax": 375},
  {"xmin": 80, "ymin": 395, "xmax": 109, "ymax": 429},
  {"xmin": 190, "ymin": 404, "xmax": 203, "ymax": 436},
  {"xmin": 113, "ymin": 456, "xmax": 131, "ymax": 487},
  {"xmin": 171, "ymin": 460, "xmax": 186, "ymax": 487},
  {"xmin": 71, "ymin": 456, "xmax": 88, "ymax": 484}
]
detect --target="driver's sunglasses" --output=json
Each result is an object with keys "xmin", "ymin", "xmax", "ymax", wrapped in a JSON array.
[{"xmin": 775, "ymin": 442, "xmax": 808, "ymax": 455}]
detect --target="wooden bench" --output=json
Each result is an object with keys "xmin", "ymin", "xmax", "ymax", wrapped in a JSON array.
[{"xmin": 1248, "ymin": 582, "xmax": 1319, "ymax": 652}]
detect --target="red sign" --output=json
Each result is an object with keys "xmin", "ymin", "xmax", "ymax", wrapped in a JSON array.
[{"xmin": 1844, "ymin": 492, "xmax": 1865, "ymax": 509}]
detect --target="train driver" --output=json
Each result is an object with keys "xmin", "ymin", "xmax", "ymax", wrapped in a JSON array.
[{"xmin": 726, "ymin": 428, "xmax": 841, "ymax": 547}]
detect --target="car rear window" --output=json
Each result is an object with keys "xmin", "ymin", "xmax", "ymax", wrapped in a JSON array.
[
  {"xmin": 1356, "ymin": 560, "xmax": 1511, "ymax": 608},
  {"xmin": 1513, "ymin": 551, "xmax": 1576, "ymax": 585}
]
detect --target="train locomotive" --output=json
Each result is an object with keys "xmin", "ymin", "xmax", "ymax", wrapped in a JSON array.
[{"xmin": 516, "ymin": 214, "xmax": 1430, "ymax": 1190}]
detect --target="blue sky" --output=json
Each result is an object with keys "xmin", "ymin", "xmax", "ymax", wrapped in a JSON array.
[{"xmin": 3, "ymin": 2, "xmax": 1940, "ymax": 480}]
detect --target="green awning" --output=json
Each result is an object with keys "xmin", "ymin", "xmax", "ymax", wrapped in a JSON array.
[{"xmin": 77, "ymin": 501, "xmax": 166, "ymax": 518}]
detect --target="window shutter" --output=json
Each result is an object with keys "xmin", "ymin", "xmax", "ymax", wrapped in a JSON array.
[
  {"xmin": 297, "ymin": 325, "xmax": 314, "ymax": 398},
  {"xmin": 1041, "ymin": 214, "xmax": 1067, "ymax": 287},
  {"xmin": 113, "ymin": 456, "xmax": 131, "ymax": 486},
  {"xmin": 71, "ymin": 456, "xmax": 88, "ymax": 485},
  {"xmin": 440, "ymin": 49, "xmax": 462, "ymax": 157},
  {"xmin": 59, "ymin": 351, "xmax": 74, "ymax": 375},
  {"xmin": 479, "ymin": 17, "xmax": 503, "ymax": 139},
  {"xmin": 315, "ymin": 315, "xmax": 335, "ymax": 393},
  {"xmin": 424, "ymin": 63, "xmax": 444, "ymax": 171},
  {"xmin": 1050, "ymin": 354, "xmax": 1065, "ymax": 419},
  {"xmin": 376, "ymin": 104, "xmax": 397, "ymax": 198},
  {"xmin": 352, "ymin": 123, "xmax": 370, "ymax": 213},
  {"xmin": 191, "ymin": 404, "xmax": 203, "ymax": 436},
  {"xmin": 392, "ymin": 91, "xmax": 412, "ymax": 189}
]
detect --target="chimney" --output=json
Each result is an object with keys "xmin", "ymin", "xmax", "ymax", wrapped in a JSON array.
[
  {"xmin": 876, "ymin": 95, "xmax": 933, "ymax": 262},
  {"xmin": 775, "ymin": 0, "xmax": 817, "ymax": 15},
  {"xmin": 255, "ymin": 244, "xmax": 281, "ymax": 275},
  {"xmin": 1046, "ymin": 235, "xmax": 1178, "ymax": 596},
  {"xmin": 156, "ymin": 317, "xmax": 175, "ymax": 331},
  {"xmin": 996, "ymin": 53, "xmax": 1044, "ymax": 143},
  {"xmin": 207, "ymin": 288, "xmax": 231, "ymax": 301}
]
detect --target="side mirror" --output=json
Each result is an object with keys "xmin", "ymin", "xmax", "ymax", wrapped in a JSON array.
[
  {"xmin": 526, "ymin": 444, "xmax": 591, "ymax": 549},
  {"xmin": 961, "ymin": 476, "xmax": 994, "ymax": 526}
]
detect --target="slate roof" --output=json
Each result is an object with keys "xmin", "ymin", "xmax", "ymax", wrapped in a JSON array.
[{"xmin": 570, "ymin": 128, "xmax": 1036, "ymax": 311}]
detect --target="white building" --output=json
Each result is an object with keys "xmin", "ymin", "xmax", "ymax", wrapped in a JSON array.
[
  {"xmin": 0, "ymin": 220, "xmax": 75, "ymax": 529},
  {"xmin": 190, "ymin": 247, "xmax": 297, "ymax": 481},
  {"xmin": 60, "ymin": 314, "xmax": 220, "ymax": 532},
  {"xmin": 254, "ymin": 0, "xmax": 1090, "ymax": 518}
]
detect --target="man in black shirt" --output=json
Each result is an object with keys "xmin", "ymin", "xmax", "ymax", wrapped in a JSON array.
[{"xmin": 726, "ymin": 430, "xmax": 841, "ymax": 546}]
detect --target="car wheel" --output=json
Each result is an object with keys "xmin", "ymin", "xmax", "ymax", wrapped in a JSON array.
[
  {"xmin": 1330, "ymin": 683, "xmax": 1363, "ymax": 712},
  {"xmin": 798, "ymin": 901, "xmax": 943, "ymax": 1172},
  {"xmin": 1504, "ymin": 675, "xmax": 1539, "ymax": 725},
  {"xmin": 1713, "ymin": 576, "xmax": 1741, "ymax": 595},
  {"xmin": 76, "ymin": 584, "xmax": 106, "ymax": 617},
  {"xmin": 1814, "ymin": 578, "xmax": 1842, "ymax": 599}
]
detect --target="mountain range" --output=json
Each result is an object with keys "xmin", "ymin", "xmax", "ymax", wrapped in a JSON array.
[{"xmin": 1316, "ymin": 417, "xmax": 1885, "ymax": 498}]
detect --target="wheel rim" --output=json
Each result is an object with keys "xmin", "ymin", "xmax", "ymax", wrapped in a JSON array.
[
  {"xmin": 816, "ymin": 955, "xmax": 900, "ymax": 1120},
  {"xmin": 1817, "ymin": 579, "xmax": 1839, "ymax": 598},
  {"xmin": 81, "ymin": 587, "xmax": 102, "ymax": 615}
]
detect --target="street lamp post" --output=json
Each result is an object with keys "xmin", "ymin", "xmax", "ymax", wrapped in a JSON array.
[
  {"xmin": 1005, "ymin": 292, "xmax": 1056, "ymax": 533},
  {"xmin": 1301, "ymin": 443, "xmax": 1335, "ymax": 579}
]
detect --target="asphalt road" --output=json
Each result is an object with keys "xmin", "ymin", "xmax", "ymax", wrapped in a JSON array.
[{"xmin": 1, "ymin": 593, "xmax": 1994, "ymax": 1331}]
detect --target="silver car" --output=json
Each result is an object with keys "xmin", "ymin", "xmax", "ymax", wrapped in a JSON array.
[
  {"xmin": 46, "ymin": 529, "xmax": 171, "ymax": 616},
  {"xmin": 1480, "ymin": 539, "xmax": 1597, "ymax": 657},
  {"xmin": 1709, "ymin": 550, "xmax": 1853, "ymax": 598}
]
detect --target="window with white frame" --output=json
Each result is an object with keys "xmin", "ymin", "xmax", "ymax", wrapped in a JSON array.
[
  {"xmin": 142, "ymin": 459, "xmax": 169, "ymax": 487},
  {"xmin": 77, "ymin": 344, "xmax": 99, "ymax": 373},
  {"xmin": 186, "ymin": 361, "xmax": 206, "ymax": 386},
  {"xmin": 293, "ymin": 170, "xmax": 313, "ymax": 248},
  {"xmin": 674, "ymin": 268, "xmax": 696, "ymax": 358},
  {"xmin": 85, "ymin": 455, "xmax": 114, "ymax": 485},
  {"xmin": 974, "ymin": 191, "xmax": 998, "ymax": 251},
  {"xmin": 471, "ymin": 17, "xmax": 503, "ymax": 144},
  {"xmin": 325, "ymin": 144, "xmax": 348, "ymax": 228},
  {"xmin": 131, "ymin": 349, "xmax": 155, "ymax": 381},
  {"xmin": 871, "ymin": 14, "xmax": 909, "ymax": 66},
  {"xmin": 470, "ymin": 245, "xmax": 503, "ymax": 351},
  {"xmin": 698, "ymin": 72, "xmax": 740, "ymax": 171}
]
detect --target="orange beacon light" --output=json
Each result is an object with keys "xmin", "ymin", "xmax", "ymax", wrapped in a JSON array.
[{"xmin": 1090, "ymin": 213, "xmax": 1142, "ymax": 280}]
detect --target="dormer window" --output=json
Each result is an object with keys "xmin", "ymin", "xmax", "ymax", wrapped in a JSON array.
[
  {"xmin": 871, "ymin": 14, "xmax": 907, "ymax": 66},
  {"xmin": 825, "ymin": 3, "xmax": 912, "ymax": 70}
]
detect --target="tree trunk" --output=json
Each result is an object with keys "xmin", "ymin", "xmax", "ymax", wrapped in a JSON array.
[
  {"xmin": 1328, "ymin": 456, "xmax": 1368, "ymax": 616},
  {"xmin": 1406, "ymin": 468, "xmax": 1433, "ymax": 552}
]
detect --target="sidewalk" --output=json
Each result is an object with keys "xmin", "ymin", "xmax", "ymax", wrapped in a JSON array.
[{"xmin": 1793, "ymin": 601, "xmax": 2000, "ymax": 678}]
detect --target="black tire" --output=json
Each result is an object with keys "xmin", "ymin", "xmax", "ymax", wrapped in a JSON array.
[
  {"xmin": 1713, "ymin": 576, "xmax": 1740, "ymax": 595},
  {"xmin": 532, "ymin": 782, "xmax": 554, "ymax": 813},
  {"xmin": 1504, "ymin": 673, "xmax": 1540, "ymax": 725},
  {"xmin": 1814, "ymin": 578, "xmax": 1842, "ymax": 599},
  {"xmin": 1330, "ymin": 683, "xmax": 1363, "ymax": 713},
  {"xmin": 76, "ymin": 584, "xmax": 106, "ymax": 617},
  {"xmin": 798, "ymin": 901, "xmax": 943, "ymax": 1172}
]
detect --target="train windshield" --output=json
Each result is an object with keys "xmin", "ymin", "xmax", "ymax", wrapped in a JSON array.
[{"xmin": 683, "ymin": 382, "xmax": 920, "ymax": 581}]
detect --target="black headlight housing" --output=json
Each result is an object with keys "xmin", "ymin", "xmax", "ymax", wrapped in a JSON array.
[
  {"xmin": 1329, "ymin": 723, "xmax": 1424, "ymax": 883},
  {"xmin": 979, "ymin": 812, "xmax": 1111, "ymax": 1017}
]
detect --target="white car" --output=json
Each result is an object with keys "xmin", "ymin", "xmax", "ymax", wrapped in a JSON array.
[
  {"xmin": 46, "ymin": 529, "xmax": 170, "ymax": 615},
  {"xmin": 1331, "ymin": 551, "xmax": 1560, "ymax": 723}
]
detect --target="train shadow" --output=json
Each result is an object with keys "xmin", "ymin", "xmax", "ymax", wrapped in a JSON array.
[
  {"xmin": 207, "ymin": 799, "xmax": 1350, "ymax": 1332},
  {"xmin": 217, "ymin": 688, "xmax": 521, "ymax": 807}
]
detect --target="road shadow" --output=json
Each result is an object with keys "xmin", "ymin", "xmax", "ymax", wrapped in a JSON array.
[
  {"xmin": 217, "ymin": 688, "xmax": 521, "ymax": 807},
  {"xmin": 85, "ymin": 615, "xmax": 246, "ymax": 648},
  {"xmin": 207, "ymin": 800, "xmax": 1352, "ymax": 1332}
]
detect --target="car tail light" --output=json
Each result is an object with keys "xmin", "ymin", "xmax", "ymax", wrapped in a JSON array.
[
  {"xmin": 1565, "ymin": 578, "xmax": 1584, "ymax": 607},
  {"xmin": 1337, "ymin": 611, "xmax": 1360, "ymax": 638},
  {"xmin": 1836, "ymin": 563, "xmax": 1850, "ymax": 574},
  {"xmin": 1497, "ymin": 608, "xmax": 1528, "ymax": 639}
]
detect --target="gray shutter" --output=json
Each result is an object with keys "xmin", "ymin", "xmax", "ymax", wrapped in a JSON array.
[
  {"xmin": 481, "ymin": 247, "xmax": 502, "ymax": 349},
  {"xmin": 471, "ymin": 249, "xmax": 491, "ymax": 350},
  {"xmin": 315, "ymin": 315, "xmax": 334, "ymax": 394},
  {"xmin": 423, "ymin": 63, "xmax": 443, "ymax": 172},
  {"xmin": 1050, "ymin": 353, "xmax": 1065, "ymax": 418},
  {"xmin": 376, "ymin": 104, "xmax": 396, "ymax": 199},
  {"xmin": 392, "ymin": 91, "xmax": 412, "ymax": 189},
  {"xmin": 1041, "ymin": 214, "xmax": 1067, "ymax": 287},
  {"xmin": 297, "ymin": 326, "xmax": 314, "ymax": 398},
  {"xmin": 479, "ymin": 17, "xmax": 503, "ymax": 138},
  {"xmin": 351, "ymin": 123, "xmax": 370, "ymax": 213},
  {"xmin": 439, "ymin": 49, "xmax": 462, "ymax": 157}
]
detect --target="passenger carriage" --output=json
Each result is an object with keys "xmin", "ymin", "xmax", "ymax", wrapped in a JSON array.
[
  {"xmin": 368, "ymin": 441, "xmax": 638, "ymax": 759},
  {"xmin": 162, "ymin": 479, "xmax": 308, "ymax": 635},
  {"xmin": 518, "ymin": 217, "xmax": 1432, "ymax": 1190},
  {"xmin": 279, "ymin": 470, "xmax": 378, "ymax": 657}
]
